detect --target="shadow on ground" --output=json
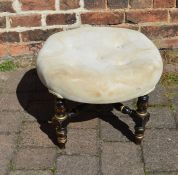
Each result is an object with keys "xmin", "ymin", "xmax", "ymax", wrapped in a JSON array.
[{"xmin": 16, "ymin": 68, "xmax": 135, "ymax": 147}]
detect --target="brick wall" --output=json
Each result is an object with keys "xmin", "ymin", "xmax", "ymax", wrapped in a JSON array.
[{"xmin": 0, "ymin": 0, "xmax": 178, "ymax": 61}]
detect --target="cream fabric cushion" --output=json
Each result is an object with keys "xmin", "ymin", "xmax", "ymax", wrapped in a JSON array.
[{"xmin": 36, "ymin": 26, "xmax": 163, "ymax": 104}]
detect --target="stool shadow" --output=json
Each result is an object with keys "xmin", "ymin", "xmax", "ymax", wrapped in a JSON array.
[{"xmin": 16, "ymin": 68, "xmax": 135, "ymax": 147}]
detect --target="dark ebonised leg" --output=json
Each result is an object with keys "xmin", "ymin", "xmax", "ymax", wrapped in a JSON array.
[
  {"xmin": 114, "ymin": 95, "xmax": 150, "ymax": 144},
  {"xmin": 52, "ymin": 98, "xmax": 69, "ymax": 149},
  {"xmin": 134, "ymin": 95, "xmax": 150, "ymax": 144}
]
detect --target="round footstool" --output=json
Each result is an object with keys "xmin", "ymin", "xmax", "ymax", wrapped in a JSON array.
[{"xmin": 36, "ymin": 26, "xmax": 163, "ymax": 147}]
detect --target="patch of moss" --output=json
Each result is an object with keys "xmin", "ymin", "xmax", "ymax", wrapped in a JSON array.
[
  {"xmin": 50, "ymin": 166, "xmax": 57, "ymax": 175},
  {"xmin": 0, "ymin": 60, "xmax": 16, "ymax": 72},
  {"xmin": 160, "ymin": 72, "xmax": 178, "ymax": 86}
]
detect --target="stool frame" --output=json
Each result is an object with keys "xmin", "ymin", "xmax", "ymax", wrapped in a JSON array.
[{"xmin": 52, "ymin": 95, "xmax": 150, "ymax": 148}]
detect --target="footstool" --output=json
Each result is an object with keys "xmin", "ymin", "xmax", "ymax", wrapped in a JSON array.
[{"xmin": 36, "ymin": 26, "xmax": 163, "ymax": 147}]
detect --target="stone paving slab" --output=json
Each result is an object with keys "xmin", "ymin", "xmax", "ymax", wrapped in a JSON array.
[
  {"xmin": 9, "ymin": 170, "xmax": 53, "ymax": 175},
  {"xmin": 2, "ymin": 70, "xmax": 31, "ymax": 94},
  {"xmin": 0, "ymin": 93, "xmax": 29, "ymax": 111},
  {"xmin": 56, "ymin": 155, "xmax": 99, "ymax": 175},
  {"xmin": 18, "ymin": 122, "xmax": 55, "ymax": 148},
  {"xmin": 58, "ymin": 128, "xmax": 98, "ymax": 156},
  {"xmin": 69, "ymin": 118, "xmax": 98, "ymax": 129},
  {"xmin": 13, "ymin": 148, "xmax": 56, "ymax": 170},
  {"xmin": 147, "ymin": 107, "xmax": 176, "ymax": 129},
  {"xmin": 149, "ymin": 172, "xmax": 178, "ymax": 175},
  {"xmin": 149, "ymin": 84, "xmax": 169, "ymax": 105},
  {"xmin": 143, "ymin": 129, "xmax": 178, "ymax": 172},
  {"xmin": 25, "ymin": 101, "xmax": 55, "ymax": 122},
  {"xmin": 101, "ymin": 142, "xmax": 144, "ymax": 175},
  {"xmin": 100, "ymin": 116, "xmax": 135, "ymax": 142},
  {"xmin": 0, "ymin": 69, "xmax": 178, "ymax": 175},
  {"xmin": 0, "ymin": 134, "xmax": 17, "ymax": 175},
  {"xmin": 0, "ymin": 112, "xmax": 24, "ymax": 133}
]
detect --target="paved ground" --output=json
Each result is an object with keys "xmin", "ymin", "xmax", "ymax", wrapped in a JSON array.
[{"xmin": 0, "ymin": 68, "xmax": 178, "ymax": 175}]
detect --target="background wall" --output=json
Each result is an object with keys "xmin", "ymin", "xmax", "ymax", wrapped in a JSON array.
[{"xmin": 0, "ymin": 0, "xmax": 178, "ymax": 71}]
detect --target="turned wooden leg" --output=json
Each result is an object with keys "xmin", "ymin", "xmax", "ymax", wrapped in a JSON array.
[
  {"xmin": 52, "ymin": 98, "xmax": 69, "ymax": 148},
  {"xmin": 134, "ymin": 95, "xmax": 150, "ymax": 144}
]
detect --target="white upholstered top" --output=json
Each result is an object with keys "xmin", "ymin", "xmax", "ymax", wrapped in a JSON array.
[{"xmin": 36, "ymin": 26, "xmax": 163, "ymax": 104}]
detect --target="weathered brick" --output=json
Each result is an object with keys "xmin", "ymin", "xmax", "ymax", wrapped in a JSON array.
[
  {"xmin": 84, "ymin": 0, "xmax": 105, "ymax": 9},
  {"xmin": 81, "ymin": 12, "xmax": 124, "ymax": 25},
  {"xmin": 154, "ymin": 38, "xmax": 178, "ymax": 49},
  {"xmin": 46, "ymin": 13, "xmax": 76, "ymax": 25},
  {"xmin": 0, "ymin": 32, "xmax": 20, "ymax": 43},
  {"xmin": 60, "ymin": 0, "xmax": 80, "ymax": 10},
  {"xmin": 126, "ymin": 10, "xmax": 168, "ymax": 24},
  {"xmin": 0, "ymin": 44, "xmax": 8, "ymax": 57},
  {"xmin": 154, "ymin": 0, "xmax": 176, "ymax": 8},
  {"xmin": 129, "ymin": 0, "xmax": 152, "ymax": 8},
  {"xmin": 8, "ymin": 43, "xmax": 43, "ymax": 57},
  {"xmin": 170, "ymin": 9, "xmax": 178, "ymax": 23},
  {"xmin": 0, "ymin": 0, "xmax": 15, "ymax": 12},
  {"xmin": 8, "ymin": 44, "xmax": 30, "ymax": 57},
  {"xmin": 19, "ymin": 0, "xmax": 55, "ymax": 10},
  {"xmin": 21, "ymin": 28, "xmax": 62, "ymax": 42},
  {"xmin": 10, "ymin": 15, "xmax": 41, "ymax": 27},
  {"xmin": 115, "ymin": 23, "xmax": 139, "ymax": 30},
  {"xmin": 141, "ymin": 24, "xmax": 178, "ymax": 39},
  {"xmin": 0, "ymin": 17, "xmax": 6, "ymax": 28},
  {"xmin": 107, "ymin": 0, "xmax": 128, "ymax": 9}
]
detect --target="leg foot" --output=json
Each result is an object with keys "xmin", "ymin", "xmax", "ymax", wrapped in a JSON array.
[
  {"xmin": 52, "ymin": 98, "xmax": 69, "ymax": 148},
  {"xmin": 134, "ymin": 95, "xmax": 150, "ymax": 144}
]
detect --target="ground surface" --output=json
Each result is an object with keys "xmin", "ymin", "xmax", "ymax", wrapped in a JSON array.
[{"xmin": 0, "ymin": 68, "xmax": 178, "ymax": 175}]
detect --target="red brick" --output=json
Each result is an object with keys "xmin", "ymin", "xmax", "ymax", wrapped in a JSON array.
[
  {"xmin": 141, "ymin": 24, "xmax": 178, "ymax": 39},
  {"xmin": 9, "ymin": 43, "xmax": 43, "ymax": 57},
  {"xmin": 21, "ymin": 28, "xmax": 62, "ymax": 42},
  {"xmin": 10, "ymin": 15, "xmax": 41, "ymax": 27},
  {"xmin": 129, "ymin": 0, "xmax": 152, "ymax": 9},
  {"xmin": 116, "ymin": 24, "xmax": 139, "ymax": 30},
  {"xmin": 81, "ymin": 12, "xmax": 124, "ymax": 25},
  {"xmin": 0, "ymin": 0, "xmax": 15, "ymax": 12},
  {"xmin": 107, "ymin": 0, "xmax": 128, "ymax": 9},
  {"xmin": 0, "ymin": 44, "xmax": 8, "ymax": 57},
  {"xmin": 0, "ymin": 17, "xmax": 6, "ymax": 28},
  {"xmin": 60, "ymin": 0, "xmax": 80, "ymax": 10},
  {"xmin": 0, "ymin": 32, "xmax": 20, "ymax": 43},
  {"xmin": 126, "ymin": 10, "xmax": 168, "ymax": 24},
  {"xmin": 46, "ymin": 13, "xmax": 76, "ymax": 25},
  {"xmin": 19, "ymin": 0, "xmax": 55, "ymax": 11},
  {"xmin": 155, "ymin": 38, "xmax": 178, "ymax": 49},
  {"xmin": 8, "ymin": 44, "xmax": 30, "ymax": 56},
  {"xmin": 84, "ymin": 0, "xmax": 105, "ymax": 9},
  {"xmin": 154, "ymin": 0, "xmax": 176, "ymax": 8},
  {"xmin": 170, "ymin": 10, "xmax": 178, "ymax": 23}
]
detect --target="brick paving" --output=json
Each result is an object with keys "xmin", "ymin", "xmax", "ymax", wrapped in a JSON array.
[{"xmin": 0, "ymin": 68, "xmax": 178, "ymax": 175}]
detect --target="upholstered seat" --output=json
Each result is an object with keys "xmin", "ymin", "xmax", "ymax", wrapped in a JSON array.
[
  {"xmin": 36, "ymin": 26, "xmax": 163, "ymax": 147},
  {"xmin": 36, "ymin": 26, "xmax": 163, "ymax": 104}
]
